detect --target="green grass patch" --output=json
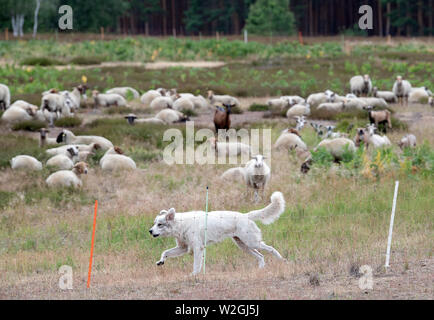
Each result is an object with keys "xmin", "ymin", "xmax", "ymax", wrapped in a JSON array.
[
  {"xmin": 20, "ymin": 57, "xmax": 65, "ymax": 66},
  {"xmin": 69, "ymin": 56, "xmax": 104, "ymax": 65},
  {"xmin": 249, "ymin": 103, "xmax": 270, "ymax": 111},
  {"xmin": 54, "ymin": 116, "xmax": 83, "ymax": 128},
  {"xmin": 12, "ymin": 120, "xmax": 46, "ymax": 132},
  {"xmin": 0, "ymin": 191, "xmax": 15, "ymax": 210}
]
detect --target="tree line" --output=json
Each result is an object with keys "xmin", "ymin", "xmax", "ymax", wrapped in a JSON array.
[{"xmin": 0, "ymin": 0, "xmax": 432, "ymax": 38}]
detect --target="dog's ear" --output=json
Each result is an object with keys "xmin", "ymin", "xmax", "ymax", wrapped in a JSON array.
[{"xmin": 166, "ymin": 208, "xmax": 175, "ymax": 222}]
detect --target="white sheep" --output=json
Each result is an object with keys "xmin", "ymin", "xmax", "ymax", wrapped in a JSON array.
[
  {"xmin": 46, "ymin": 144, "xmax": 88, "ymax": 156},
  {"xmin": 46, "ymin": 146, "xmax": 79, "ymax": 170},
  {"xmin": 358, "ymin": 124, "xmax": 391, "ymax": 149},
  {"xmin": 150, "ymin": 96, "xmax": 174, "ymax": 110},
  {"xmin": 140, "ymin": 89, "xmax": 164, "ymax": 107},
  {"xmin": 10, "ymin": 100, "xmax": 38, "ymax": 113},
  {"xmin": 1, "ymin": 106, "xmax": 35, "ymax": 123},
  {"xmin": 409, "ymin": 87, "xmax": 432, "ymax": 103},
  {"xmin": 56, "ymin": 129, "xmax": 113, "ymax": 150},
  {"xmin": 155, "ymin": 109, "xmax": 187, "ymax": 124},
  {"xmin": 93, "ymin": 90, "xmax": 127, "ymax": 108},
  {"xmin": 39, "ymin": 128, "xmax": 58, "ymax": 147},
  {"xmin": 0, "ymin": 83, "xmax": 11, "ymax": 110},
  {"xmin": 280, "ymin": 95, "xmax": 305, "ymax": 105},
  {"xmin": 267, "ymin": 98, "xmax": 289, "ymax": 110},
  {"xmin": 306, "ymin": 91, "xmax": 339, "ymax": 107},
  {"xmin": 274, "ymin": 132, "xmax": 307, "ymax": 151},
  {"xmin": 46, "ymin": 162, "xmax": 88, "ymax": 189},
  {"xmin": 372, "ymin": 87, "xmax": 397, "ymax": 103},
  {"xmin": 209, "ymin": 137, "xmax": 251, "ymax": 157},
  {"xmin": 207, "ymin": 90, "xmax": 240, "ymax": 107},
  {"xmin": 286, "ymin": 103, "xmax": 311, "ymax": 118},
  {"xmin": 324, "ymin": 125, "xmax": 347, "ymax": 139},
  {"xmin": 398, "ymin": 134, "xmax": 417, "ymax": 150},
  {"xmin": 392, "ymin": 76, "xmax": 412, "ymax": 105},
  {"xmin": 106, "ymin": 87, "xmax": 140, "ymax": 100},
  {"xmin": 173, "ymin": 96, "xmax": 194, "ymax": 111},
  {"xmin": 316, "ymin": 101, "xmax": 345, "ymax": 115},
  {"xmin": 99, "ymin": 147, "xmax": 136, "ymax": 171},
  {"xmin": 10, "ymin": 155, "xmax": 42, "ymax": 171},
  {"xmin": 358, "ymin": 97, "xmax": 388, "ymax": 108},
  {"xmin": 125, "ymin": 114, "xmax": 166, "ymax": 125},
  {"xmin": 350, "ymin": 74, "xmax": 372, "ymax": 97},
  {"xmin": 191, "ymin": 95, "xmax": 211, "ymax": 111},
  {"xmin": 61, "ymin": 85, "xmax": 87, "ymax": 111},
  {"xmin": 342, "ymin": 97, "xmax": 368, "ymax": 110},
  {"xmin": 41, "ymin": 93, "xmax": 64, "ymax": 115}
]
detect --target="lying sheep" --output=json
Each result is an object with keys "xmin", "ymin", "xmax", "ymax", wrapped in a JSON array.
[
  {"xmin": 274, "ymin": 132, "xmax": 307, "ymax": 151},
  {"xmin": 209, "ymin": 137, "xmax": 251, "ymax": 157},
  {"xmin": 46, "ymin": 144, "xmax": 88, "ymax": 156},
  {"xmin": 140, "ymin": 89, "xmax": 163, "ymax": 108},
  {"xmin": 173, "ymin": 96, "xmax": 194, "ymax": 111},
  {"xmin": 106, "ymin": 87, "xmax": 140, "ymax": 100},
  {"xmin": 342, "ymin": 97, "xmax": 368, "ymax": 110},
  {"xmin": 99, "ymin": 147, "xmax": 136, "ymax": 171},
  {"xmin": 10, "ymin": 155, "xmax": 43, "ymax": 171},
  {"xmin": 46, "ymin": 162, "xmax": 88, "ymax": 189},
  {"xmin": 409, "ymin": 87, "xmax": 432, "ymax": 103},
  {"xmin": 358, "ymin": 97, "xmax": 388, "ymax": 109},
  {"xmin": 372, "ymin": 87, "xmax": 397, "ymax": 103},
  {"xmin": 150, "ymin": 96, "xmax": 174, "ymax": 110},
  {"xmin": 350, "ymin": 74, "xmax": 372, "ymax": 97},
  {"xmin": 191, "ymin": 95, "xmax": 211, "ymax": 111},
  {"xmin": 124, "ymin": 114, "xmax": 165, "ymax": 125},
  {"xmin": 306, "ymin": 91, "xmax": 341, "ymax": 107},
  {"xmin": 39, "ymin": 128, "xmax": 58, "ymax": 147},
  {"xmin": 93, "ymin": 90, "xmax": 127, "ymax": 108},
  {"xmin": 392, "ymin": 76, "xmax": 412, "ymax": 105},
  {"xmin": 221, "ymin": 155, "xmax": 270, "ymax": 202},
  {"xmin": 1, "ymin": 106, "xmax": 35, "ymax": 123},
  {"xmin": 10, "ymin": 100, "xmax": 38, "ymax": 113},
  {"xmin": 155, "ymin": 108, "xmax": 188, "ymax": 124},
  {"xmin": 56, "ymin": 129, "xmax": 113, "ymax": 150},
  {"xmin": 207, "ymin": 90, "xmax": 240, "ymax": 107},
  {"xmin": 398, "ymin": 134, "xmax": 417, "ymax": 150},
  {"xmin": 0, "ymin": 83, "xmax": 11, "ymax": 110},
  {"xmin": 316, "ymin": 101, "xmax": 345, "ymax": 115},
  {"xmin": 280, "ymin": 95, "xmax": 305, "ymax": 106},
  {"xmin": 286, "ymin": 103, "xmax": 311, "ymax": 119},
  {"xmin": 46, "ymin": 146, "xmax": 79, "ymax": 170},
  {"xmin": 367, "ymin": 109, "xmax": 392, "ymax": 133},
  {"xmin": 267, "ymin": 98, "xmax": 289, "ymax": 111}
]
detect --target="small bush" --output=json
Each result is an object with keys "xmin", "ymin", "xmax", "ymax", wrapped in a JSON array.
[
  {"xmin": 181, "ymin": 109, "xmax": 197, "ymax": 117},
  {"xmin": 69, "ymin": 56, "xmax": 104, "ymax": 65},
  {"xmin": 20, "ymin": 57, "xmax": 65, "ymax": 66},
  {"xmin": 249, "ymin": 103, "xmax": 269, "ymax": 111},
  {"xmin": 104, "ymin": 106, "xmax": 132, "ymax": 115},
  {"xmin": 12, "ymin": 120, "xmax": 46, "ymax": 131},
  {"xmin": 54, "ymin": 117, "xmax": 82, "ymax": 128},
  {"xmin": 231, "ymin": 106, "xmax": 244, "ymax": 114},
  {"xmin": 311, "ymin": 147, "xmax": 334, "ymax": 166}
]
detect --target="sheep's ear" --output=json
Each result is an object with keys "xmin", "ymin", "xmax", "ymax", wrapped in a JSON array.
[
  {"xmin": 159, "ymin": 209, "xmax": 167, "ymax": 216},
  {"xmin": 166, "ymin": 208, "xmax": 175, "ymax": 221}
]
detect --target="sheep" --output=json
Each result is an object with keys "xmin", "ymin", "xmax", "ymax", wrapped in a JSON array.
[
  {"xmin": 140, "ymin": 89, "xmax": 164, "ymax": 107},
  {"xmin": 409, "ymin": 87, "xmax": 432, "ymax": 103},
  {"xmin": 324, "ymin": 125, "xmax": 347, "ymax": 139},
  {"xmin": 274, "ymin": 132, "xmax": 307, "ymax": 151},
  {"xmin": 280, "ymin": 95, "xmax": 305, "ymax": 106},
  {"xmin": 42, "ymin": 88, "xmax": 59, "ymax": 96},
  {"xmin": 0, "ymin": 83, "xmax": 11, "ymax": 110},
  {"xmin": 209, "ymin": 137, "xmax": 251, "ymax": 157},
  {"xmin": 342, "ymin": 97, "xmax": 368, "ymax": 110},
  {"xmin": 10, "ymin": 100, "xmax": 39, "ymax": 113},
  {"xmin": 392, "ymin": 76, "xmax": 412, "ymax": 105},
  {"xmin": 93, "ymin": 90, "xmax": 127, "ymax": 108},
  {"xmin": 190, "ymin": 95, "xmax": 210, "ymax": 111},
  {"xmin": 46, "ymin": 162, "xmax": 88, "ymax": 189},
  {"xmin": 286, "ymin": 103, "xmax": 311, "ymax": 119},
  {"xmin": 99, "ymin": 147, "xmax": 136, "ymax": 171},
  {"xmin": 367, "ymin": 109, "xmax": 392, "ymax": 133},
  {"xmin": 282, "ymin": 128, "xmax": 302, "ymax": 137},
  {"xmin": 124, "ymin": 114, "xmax": 166, "ymax": 125},
  {"xmin": 46, "ymin": 144, "xmax": 88, "ymax": 156},
  {"xmin": 306, "ymin": 91, "xmax": 341, "ymax": 107},
  {"xmin": 155, "ymin": 108, "xmax": 188, "ymax": 124},
  {"xmin": 358, "ymin": 97, "xmax": 388, "ymax": 109},
  {"xmin": 1, "ymin": 106, "xmax": 35, "ymax": 123},
  {"xmin": 39, "ymin": 128, "xmax": 58, "ymax": 147},
  {"xmin": 355, "ymin": 125, "xmax": 391, "ymax": 149},
  {"xmin": 350, "ymin": 74, "xmax": 372, "ymax": 97},
  {"xmin": 76, "ymin": 142, "xmax": 101, "ymax": 153},
  {"xmin": 289, "ymin": 144, "xmax": 312, "ymax": 161},
  {"xmin": 106, "ymin": 87, "xmax": 140, "ymax": 100},
  {"xmin": 221, "ymin": 155, "xmax": 270, "ymax": 202},
  {"xmin": 429, "ymin": 97, "xmax": 434, "ymax": 107},
  {"xmin": 316, "ymin": 101, "xmax": 345, "ymax": 115},
  {"xmin": 214, "ymin": 104, "xmax": 232, "ymax": 132},
  {"xmin": 46, "ymin": 146, "xmax": 79, "ymax": 170},
  {"xmin": 267, "ymin": 98, "xmax": 289, "ymax": 111},
  {"xmin": 207, "ymin": 90, "xmax": 240, "ymax": 107},
  {"xmin": 345, "ymin": 93, "xmax": 358, "ymax": 99},
  {"xmin": 173, "ymin": 96, "xmax": 194, "ymax": 111},
  {"xmin": 56, "ymin": 129, "xmax": 113, "ymax": 150},
  {"xmin": 10, "ymin": 155, "xmax": 42, "ymax": 171},
  {"xmin": 60, "ymin": 85, "xmax": 87, "ymax": 111},
  {"xmin": 300, "ymin": 138, "xmax": 356, "ymax": 173},
  {"xmin": 150, "ymin": 96, "xmax": 174, "ymax": 110},
  {"xmin": 372, "ymin": 87, "xmax": 397, "ymax": 103},
  {"xmin": 41, "ymin": 92, "xmax": 64, "ymax": 115},
  {"xmin": 398, "ymin": 134, "xmax": 417, "ymax": 150},
  {"xmin": 310, "ymin": 122, "xmax": 326, "ymax": 138},
  {"xmin": 294, "ymin": 116, "xmax": 307, "ymax": 131}
]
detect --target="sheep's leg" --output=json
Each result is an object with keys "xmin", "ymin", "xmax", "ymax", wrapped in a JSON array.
[
  {"xmin": 253, "ymin": 189, "xmax": 259, "ymax": 203},
  {"xmin": 156, "ymin": 246, "xmax": 188, "ymax": 266}
]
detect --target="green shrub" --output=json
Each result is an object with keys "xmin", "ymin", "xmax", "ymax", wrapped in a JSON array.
[
  {"xmin": 20, "ymin": 57, "xmax": 65, "ymax": 66},
  {"xmin": 231, "ymin": 106, "xmax": 244, "ymax": 114},
  {"xmin": 181, "ymin": 109, "xmax": 198, "ymax": 117},
  {"xmin": 12, "ymin": 120, "xmax": 46, "ymax": 132},
  {"xmin": 103, "ymin": 106, "xmax": 132, "ymax": 115},
  {"xmin": 249, "ymin": 104, "xmax": 270, "ymax": 112},
  {"xmin": 0, "ymin": 191, "xmax": 14, "ymax": 210},
  {"xmin": 69, "ymin": 56, "xmax": 104, "ymax": 65},
  {"xmin": 54, "ymin": 117, "xmax": 82, "ymax": 128}
]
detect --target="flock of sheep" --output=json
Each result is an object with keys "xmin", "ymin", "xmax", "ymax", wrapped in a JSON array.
[{"xmin": 0, "ymin": 73, "xmax": 431, "ymax": 199}]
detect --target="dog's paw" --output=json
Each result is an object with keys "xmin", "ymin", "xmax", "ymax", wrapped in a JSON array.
[{"xmin": 156, "ymin": 260, "xmax": 164, "ymax": 266}]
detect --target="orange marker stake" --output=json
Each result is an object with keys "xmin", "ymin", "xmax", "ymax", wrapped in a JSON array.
[{"xmin": 87, "ymin": 200, "xmax": 98, "ymax": 288}]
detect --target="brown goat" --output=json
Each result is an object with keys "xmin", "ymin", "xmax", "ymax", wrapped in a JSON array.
[
  {"xmin": 368, "ymin": 110, "xmax": 391, "ymax": 133},
  {"xmin": 213, "ymin": 104, "xmax": 232, "ymax": 132}
]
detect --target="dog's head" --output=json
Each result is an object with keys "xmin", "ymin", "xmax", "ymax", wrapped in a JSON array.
[{"xmin": 149, "ymin": 208, "xmax": 176, "ymax": 238}]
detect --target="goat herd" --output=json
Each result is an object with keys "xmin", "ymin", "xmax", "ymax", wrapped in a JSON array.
[{"xmin": 0, "ymin": 73, "xmax": 431, "ymax": 201}]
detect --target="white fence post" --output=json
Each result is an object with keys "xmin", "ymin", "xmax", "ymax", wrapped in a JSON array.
[
  {"xmin": 385, "ymin": 181, "xmax": 399, "ymax": 269},
  {"xmin": 244, "ymin": 29, "xmax": 248, "ymax": 43}
]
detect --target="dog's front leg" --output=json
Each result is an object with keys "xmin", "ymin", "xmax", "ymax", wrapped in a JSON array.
[
  {"xmin": 157, "ymin": 246, "xmax": 188, "ymax": 266},
  {"xmin": 191, "ymin": 247, "xmax": 204, "ymax": 275}
]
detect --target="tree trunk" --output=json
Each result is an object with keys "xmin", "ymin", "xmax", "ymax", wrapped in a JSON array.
[
  {"xmin": 386, "ymin": 2, "xmax": 391, "ymax": 36},
  {"xmin": 33, "ymin": 0, "xmax": 41, "ymax": 38},
  {"xmin": 430, "ymin": 0, "xmax": 434, "ymax": 36},
  {"xmin": 161, "ymin": 0, "xmax": 167, "ymax": 35},
  {"xmin": 171, "ymin": 0, "xmax": 176, "ymax": 36},
  {"xmin": 378, "ymin": 0, "xmax": 383, "ymax": 36},
  {"xmin": 417, "ymin": 0, "xmax": 424, "ymax": 35},
  {"xmin": 309, "ymin": 0, "xmax": 313, "ymax": 36}
]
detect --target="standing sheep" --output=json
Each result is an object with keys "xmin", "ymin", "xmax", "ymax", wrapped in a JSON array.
[
  {"xmin": 350, "ymin": 75, "xmax": 372, "ymax": 97},
  {"xmin": 39, "ymin": 128, "xmax": 58, "ymax": 147},
  {"xmin": 398, "ymin": 134, "xmax": 417, "ymax": 150},
  {"xmin": 392, "ymin": 76, "xmax": 412, "ymax": 106},
  {"xmin": 367, "ymin": 109, "xmax": 392, "ymax": 133}
]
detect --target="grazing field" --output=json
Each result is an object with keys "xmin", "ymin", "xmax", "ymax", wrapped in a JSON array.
[{"xmin": 0, "ymin": 37, "xmax": 433, "ymax": 299}]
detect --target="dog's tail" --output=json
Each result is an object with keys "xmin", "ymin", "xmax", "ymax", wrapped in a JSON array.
[{"xmin": 247, "ymin": 192, "xmax": 285, "ymax": 225}]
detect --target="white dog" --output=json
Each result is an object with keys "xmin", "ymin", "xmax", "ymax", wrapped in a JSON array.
[{"xmin": 149, "ymin": 192, "xmax": 286, "ymax": 275}]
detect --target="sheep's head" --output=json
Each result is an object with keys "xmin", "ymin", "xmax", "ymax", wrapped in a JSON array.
[
  {"xmin": 77, "ymin": 84, "xmax": 87, "ymax": 94},
  {"xmin": 56, "ymin": 131, "xmax": 67, "ymax": 143},
  {"xmin": 67, "ymin": 146, "xmax": 79, "ymax": 157},
  {"xmin": 207, "ymin": 90, "xmax": 214, "ymax": 100},
  {"xmin": 149, "ymin": 208, "xmax": 176, "ymax": 238},
  {"xmin": 251, "ymin": 155, "xmax": 265, "ymax": 168},
  {"xmin": 124, "ymin": 113, "xmax": 137, "ymax": 125},
  {"xmin": 355, "ymin": 128, "xmax": 366, "ymax": 147},
  {"xmin": 92, "ymin": 90, "xmax": 99, "ymax": 97},
  {"xmin": 363, "ymin": 105, "xmax": 374, "ymax": 111},
  {"xmin": 301, "ymin": 158, "xmax": 312, "ymax": 174},
  {"xmin": 113, "ymin": 146, "xmax": 124, "ymax": 155},
  {"xmin": 363, "ymin": 74, "xmax": 370, "ymax": 82},
  {"xmin": 367, "ymin": 124, "xmax": 376, "ymax": 135},
  {"xmin": 39, "ymin": 128, "xmax": 50, "ymax": 137},
  {"xmin": 73, "ymin": 162, "xmax": 88, "ymax": 175},
  {"xmin": 325, "ymin": 90, "xmax": 336, "ymax": 102}
]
